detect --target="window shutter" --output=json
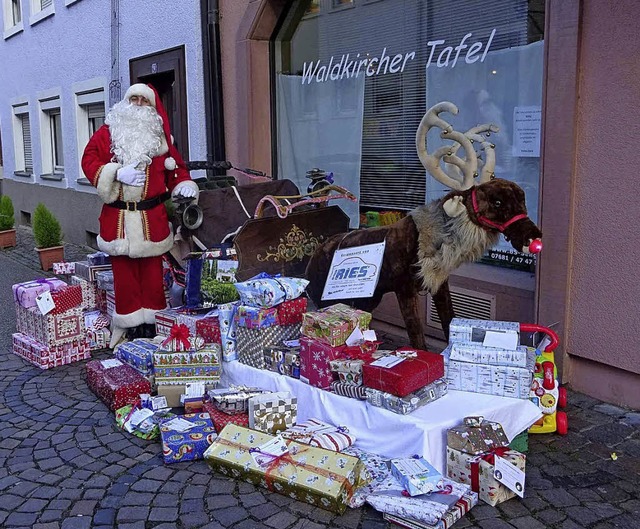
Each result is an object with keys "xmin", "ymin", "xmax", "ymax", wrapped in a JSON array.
[
  {"xmin": 86, "ymin": 103, "xmax": 105, "ymax": 120},
  {"xmin": 41, "ymin": 0, "xmax": 52, "ymax": 9},
  {"xmin": 21, "ymin": 115, "xmax": 32, "ymax": 171}
]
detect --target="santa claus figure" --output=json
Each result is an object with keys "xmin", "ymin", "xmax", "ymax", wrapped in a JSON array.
[{"xmin": 82, "ymin": 83, "xmax": 198, "ymax": 345}]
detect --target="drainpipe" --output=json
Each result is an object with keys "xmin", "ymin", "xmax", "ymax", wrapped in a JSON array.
[
  {"xmin": 109, "ymin": 0, "xmax": 121, "ymax": 106},
  {"xmin": 201, "ymin": 0, "xmax": 226, "ymax": 176}
]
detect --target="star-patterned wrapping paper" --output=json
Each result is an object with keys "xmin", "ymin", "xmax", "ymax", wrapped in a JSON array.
[
  {"xmin": 85, "ymin": 360, "xmax": 152, "ymax": 411},
  {"xmin": 204, "ymin": 423, "xmax": 368, "ymax": 514},
  {"xmin": 301, "ymin": 303, "xmax": 372, "ymax": 347},
  {"xmin": 159, "ymin": 413, "xmax": 218, "ymax": 464},
  {"xmin": 12, "ymin": 332, "xmax": 90, "ymax": 370},
  {"xmin": 195, "ymin": 316, "xmax": 222, "ymax": 344},
  {"xmin": 237, "ymin": 324, "xmax": 301, "ymax": 369},
  {"xmin": 15, "ymin": 303, "xmax": 85, "ymax": 347},
  {"xmin": 299, "ymin": 336, "xmax": 345, "ymax": 389}
]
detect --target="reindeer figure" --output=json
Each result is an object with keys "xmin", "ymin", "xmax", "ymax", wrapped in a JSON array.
[{"xmin": 305, "ymin": 101, "xmax": 542, "ymax": 348}]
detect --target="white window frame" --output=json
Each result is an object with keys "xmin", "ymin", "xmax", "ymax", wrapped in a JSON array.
[
  {"xmin": 11, "ymin": 99, "xmax": 33, "ymax": 177},
  {"xmin": 73, "ymin": 77, "xmax": 107, "ymax": 187},
  {"xmin": 3, "ymin": 0, "xmax": 24, "ymax": 39},
  {"xmin": 29, "ymin": 0, "xmax": 54, "ymax": 26},
  {"xmin": 37, "ymin": 89, "xmax": 64, "ymax": 180}
]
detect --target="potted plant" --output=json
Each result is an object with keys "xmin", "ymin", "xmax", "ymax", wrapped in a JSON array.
[
  {"xmin": 0, "ymin": 195, "xmax": 16, "ymax": 249},
  {"xmin": 32, "ymin": 203, "xmax": 64, "ymax": 270}
]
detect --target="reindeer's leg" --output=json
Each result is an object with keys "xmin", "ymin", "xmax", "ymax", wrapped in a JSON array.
[
  {"xmin": 432, "ymin": 280, "xmax": 454, "ymax": 341},
  {"xmin": 396, "ymin": 288, "xmax": 426, "ymax": 350}
]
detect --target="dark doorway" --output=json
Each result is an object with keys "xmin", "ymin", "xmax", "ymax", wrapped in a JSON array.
[{"xmin": 129, "ymin": 46, "xmax": 189, "ymax": 159}]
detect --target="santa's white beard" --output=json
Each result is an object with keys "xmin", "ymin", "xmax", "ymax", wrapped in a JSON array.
[{"xmin": 105, "ymin": 101, "xmax": 164, "ymax": 167}]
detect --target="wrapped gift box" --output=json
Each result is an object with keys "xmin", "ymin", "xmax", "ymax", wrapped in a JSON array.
[
  {"xmin": 206, "ymin": 386, "xmax": 269, "ymax": 415},
  {"xmin": 234, "ymin": 274, "xmax": 309, "ymax": 308},
  {"xmin": 86, "ymin": 359, "xmax": 152, "ymax": 411},
  {"xmin": 204, "ymin": 423, "xmax": 367, "ymax": 514},
  {"xmin": 383, "ymin": 491, "xmax": 478, "ymax": 529},
  {"xmin": 329, "ymin": 358, "xmax": 365, "ymax": 386},
  {"xmin": 248, "ymin": 391, "xmax": 297, "ymax": 434},
  {"xmin": 15, "ymin": 303, "xmax": 85, "ymax": 347},
  {"xmin": 12, "ymin": 332, "xmax": 90, "ymax": 370},
  {"xmin": 330, "ymin": 381, "xmax": 367, "ymax": 400},
  {"xmin": 449, "ymin": 342, "xmax": 530, "ymax": 368},
  {"xmin": 362, "ymin": 348, "xmax": 445, "ymax": 398},
  {"xmin": 446, "ymin": 416, "xmax": 510, "ymax": 455},
  {"xmin": 446, "ymin": 447, "xmax": 525, "ymax": 506},
  {"xmin": 365, "ymin": 378, "xmax": 448, "ymax": 415},
  {"xmin": 87, "ymin": 327, "xmax": 111, "ymax": 351},
  {"xmin": 12, "ymin": 278, "xmax": 67, "ymax": 309},
  {"xmin": 105, "ymin": 290, "xmax": 115, "ymax": 318},
  {"xmin": 87, "ymin": 251, "xmax": 111, "ymax": 265},
  {"xmin": 115, "ymin": 404, "xmax": 162, "ymax": 440},
  {"xmin": 95, "ymin": 270, "xmax": 114, "ymax": 291},
  {"xmin": 155, "ymin": 307, "xmax": 215, "ymax": 337},
  {"xmin": 202, "ymin": 401, "xmax": 250, "ymax": 430},
  {"xmin": 159, "ymin": 413, "xmax": 217, "ymax": 464},
  {"xmin": 195, "ymin": 315, "xmax": 221, "ymax": 344},
  {"xmin": 301, "ymin": 303, "xmax": 372, "ymax": 347},
  {"xmin": 153, "ymin": 343, "xmax": 221, "ymax": 384},
  {"xmin": 237, "ymin": 324, "xmax": 301, "ymax": 369},
  {"xmin": 115, "ymin": 339, "xmax": 159, "ymax": 376},
  {"xmin": 391, "ymin": 457, "xmax": 445, "ymax": 496},
  {"xmin": 449, "ymin": 318, "xmax": 520, "ymax": 345},
  {"xmin": 263, "ymin": 344, "xmax": 301, "ymax": 378},
  {"xmin": 443, "ymin": 346, "xmax": 535, "ymax": 399},
  {"xmin": 218, "ymin": 302, "xmax": 239, "ymax": 361},
  {"xmin": 74, "ymin": 261, "xmax": 112, "ymax": 282},
  {"xmin": 342, "ymin": 446, "xmax": 392, "ymax": 508},
  {"xmin": 275, "ymin": 297, "xmax": 307, "ymax": 326},
  {"xmin": 50, "ymin": 284, "xmax": 83, "ymax": 314},
  {"xmin": 281, "ymin": 418, "xmax": 355, "ymax": 451},
  {"xmin": 299, "ymin": 336, "xmax": 345, "ymax": 389},
  {"xmin": 71, "ymin": 275, "xmax": 104, "ymax": 310},
  {"xmin": 53, "ymin": 262, "xmax": 76, "ymax": 275},
  {"xmin": 234, "ymin": 305, "xmax": 278, "ymax": 329}
]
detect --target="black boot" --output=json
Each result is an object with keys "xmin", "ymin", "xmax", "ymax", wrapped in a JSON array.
[
  {"xmin": 142, "ymin": 323, "xmax": 157, "ymax": 338},
  {"xmin": 126, "ymin": 325, "xmax": 144, "ymax": 340}
]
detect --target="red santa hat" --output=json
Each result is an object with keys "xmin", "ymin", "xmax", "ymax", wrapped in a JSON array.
[{"xmin": 123, "ymin": 83, "xmax": 177, "ymax": 171}]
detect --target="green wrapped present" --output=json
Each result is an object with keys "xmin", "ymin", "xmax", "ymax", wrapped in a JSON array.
[{"xmin": 115, "ymin": 404, "xmax": 160, "ymax": 440}]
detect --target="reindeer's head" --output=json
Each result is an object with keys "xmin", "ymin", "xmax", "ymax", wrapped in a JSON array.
[{"xmin": 416, "ymin": 101, "xmax": 542, "ymax": 254}]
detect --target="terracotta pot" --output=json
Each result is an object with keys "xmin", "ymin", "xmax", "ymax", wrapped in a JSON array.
[
  {"xmin": 0, "ymin": 228, "xmax": 16, "ymax": 249},
  {"xmin": 36, "ymin": 246, "xmax": 65, "ymax": 271}
]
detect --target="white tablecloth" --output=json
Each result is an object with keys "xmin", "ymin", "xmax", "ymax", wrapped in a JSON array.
[{"xmin": 221, "ymin": 361, "xmax": 542, "ymax": 473}]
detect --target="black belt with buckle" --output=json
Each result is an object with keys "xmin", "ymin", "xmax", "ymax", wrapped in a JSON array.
[{"xmin": 107, "ymin": 192, "xmax": 171, "ymax": 212}]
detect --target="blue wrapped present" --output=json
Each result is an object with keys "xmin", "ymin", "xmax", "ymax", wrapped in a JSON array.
[
  {"xmin": 234, "ymin": 305, "xmax": 278, "ymax": 329},
  {"xmin": 114, "ymin": 339, "xmax": 159, "ymax": 376},
  {"xmin": 160, "ymin": 413, "xmax": 217, "ymax": 464},
  {"xmin": 234, "ymin": 273, "xmax": 309, "ymax": 308}
]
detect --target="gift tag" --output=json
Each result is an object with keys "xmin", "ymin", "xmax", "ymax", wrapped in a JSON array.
[
  {"xmin": 483, "ymin": 330, "xmax": 518, "ymax": 350},
  {"xmin": 283, "ymin": 339, "xmax": 300, "ymax": 347},
  {"xmin": 100, "ymin": 359, "xmax": 123, "ymax": 369},
  {"xmin": 250, "ymin": 436, "xmax": 289, "ymax": 468},
  {"xmin": 346, "ymin": 327, "xmax": 364, "ymax": 346},
  {"xmin": 184, "ymin": 381, "xmax": 206, "ymax": 398},
  {"xmin": 493, "ymin": 455, "xmax": 525, "ymax": 497},
  {"xmin": 163, "ymin": 417, "xmax": 196, "ymax": 432},
  {"xmin": 369, "ymin": 355, "xmax": 405, "ymax": 369},
  {"xmin": 128, "ymin": 408, "xmax": 154, "ymax": 427},
  {"xmin": 36, "ymin": 291, "xmax": 56, "ymax": 315},
  {"xmin": 149, "ymin": 396, "xmax": 168, "ymax": 411}
]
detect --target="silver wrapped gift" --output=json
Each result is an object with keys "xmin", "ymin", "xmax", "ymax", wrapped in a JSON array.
[
  {"xmin": 449, "ymin": 318, "xmax": 519, "ymax": 345},
  {"xmin": 206, "ymin": 386, "xmax": 270, "ymax": 415},
  {"xmin": 365, "ymin": 378, "xmax": 448, "ymax": 414},
  {"xmin": 449, "ymin": 342, "xmax": 530, "ymax": 368},
  {"xmin": 237, "ymin": 324, "xmax": 301, "ymax": 369}
]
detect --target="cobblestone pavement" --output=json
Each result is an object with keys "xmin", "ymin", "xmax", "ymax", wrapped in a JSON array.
[{"xmin": 0, "ymin": 227, "xmax": 638, "ymax": 529}]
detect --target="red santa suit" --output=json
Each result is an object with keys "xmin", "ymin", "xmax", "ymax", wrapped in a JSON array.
[{"xmin": 81, "ymin": 84, "xmax": 198, "ymax": 333}]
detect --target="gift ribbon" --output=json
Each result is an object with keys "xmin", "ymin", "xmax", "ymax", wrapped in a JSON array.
[
  {"xmin": 469, "ymin": 446, "xmax": 511, "ymax": 493},
  {"xmin": 162, "ymin": 323, "xmax": 192, "ymax": 351}
]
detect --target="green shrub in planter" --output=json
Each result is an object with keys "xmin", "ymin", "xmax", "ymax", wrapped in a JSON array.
[
  {"xmin": 33, "ymin": 203, "xmax": 63, "ymax": 249},
  {"xmin": 0, "ymin": 195, "xmax": 15, "ymax": 231}
]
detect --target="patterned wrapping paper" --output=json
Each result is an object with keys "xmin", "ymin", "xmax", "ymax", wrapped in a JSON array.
[
  {"xmin": 449, "ymin": 318, "xmax": 520, "ymax": 345},
  {"xmin": 85, "ymin": 360, "xmax": 152, "ymax": 411},
  {"xmin": 446, "ymin": 447, "xmax": 525, "ymax": 506},
  {"xmin": 154, "ymin": 307, "xmax": 217, "ymax": 337},
  {"xmin": 195, "ymin": 315, "xmax": 222, "ymax": 344},
  {"xmin": 71, "ymin": 275, "xmax": 103, "ymax": 310},
  {"xmin": 74, "ymin": 261, "xmax": 112, "ymax": 282},
  {"xmin": 204, "ymin": 423, "xmax": 368, "ymax": 514},
  {"xmin": 299, "ymin": 336, "xmax": 344, "ymax": 389},
  {"xmin": 330, "ymin": 381, "xmax": 367, "ymax": 400},
  {"xmin": 263, "ymin": 345, "xmax": 301, "ymax": 379},
  {"xmin": 53, "ymin": 262, "xmax": 76, "ymax": 275},
  {"xmin": 248, "ymin": 392, "xmax": 297, "ymax": 434},
  {"xmin": 362, "ymin": 348, "xmax": 445, "ymax": 398},
  {"xmin": 87, "ymin": 251, "xmax": 111, "ymax": 265},
  {"xmin": 329, "ymin": 358, "xmax": 365, "ymax": 386},
  {"xmin": 366, "ymin": 476, "xmax": 470, "ymax": 526},
  {"xmin": 12, "ymin": 278, "xmax": 67, "ymax": 309},
  {"xmin": 234, "ymin": 274, "xmax": 309, "ymax": 308},
  {"xmin": 446, "ymin": 417, "xmax": 510, "ymax": 455},
  {"xmin": 390, "ymin": 457, "xmax": 445, "ymax": 496},
  {"xmin": 105, "ymin": 291, "xmax": 115, "ymax": 318},
  {"xmin": 159, "ymin": 413, "xmax": 218, "ymax": 464},
  {"xmin": 206, "ymin": 386, "xmax": 270, "ymax": 415},
  {"xmin": 202, "ymin": 401, "xmax": 250, "ymax": 430},
  {"xmin": 234, "ymin": 305, "xmax": 278, "ymax": 329},
  {"xmin": 15, "ymin": 303, "xmax": 85, "ymax": 347},
  {"xmin": 449, "ymin": 342, "xmax": 531, "ymax": 368},
  {"xmin": 96, "ymin": 270, "xmax": 114, "ymax": 291},
  {"xmin": 218, "ymin": 302, "xmax": 239, "ymax": 361},
  {"xmin": 87, "ymin": 328, "xmax": 111, "ymax": 351},
  {"xmin": 115, "ymin": 404, "xmax": 160, "ymax": 440},
  {"xmin": 383, "ymin": 491, "xmax": 478, "ymax": 529},
  {"xmin": 342, "ymin": 446, "xmax": 391, "ymax": 508},
  {"xmin": 154, "ymin": 364, "xmax": 222, "ymax": 384},
  {"xmin": 237, "ymin": 324, "xmax": 301, "ymax": 369},
  {"xmin": 275, "ymin": 297, "xmax": 308, "ymax": 326},
  {"xmin": 12, "ymin": 332, "xmax": 90, "ymax": 370},
  {"xmin": 115, "ymin": 339, "xmax": 160, "ymax": 376},
  {"xmin": 365, "ymin": 378, "xmax": 448, "ymax": 415},
  {"xmin": 443, "ymin": 346, "xmax": 535, "ymax": 400},
  {"xmin": 301, "ymin": 303, "xmax": 372, "ymax": 347},
  {"xmin": 50, "ymin": 285, "xmax": 83, "ymax": 314},
  {"xmin": 281, "ymin": 418, "xmax": 356, "ymax": 452}
]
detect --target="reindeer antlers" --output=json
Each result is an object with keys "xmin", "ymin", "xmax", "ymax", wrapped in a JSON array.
[{"xmin": 416, "ymin": 101, "xmax": 499, "ymax": 190}]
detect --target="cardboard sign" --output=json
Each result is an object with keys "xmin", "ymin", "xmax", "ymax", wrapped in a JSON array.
[{"xmin": 321, "ymin": 241, "xmax": 385, "ymax": 300}]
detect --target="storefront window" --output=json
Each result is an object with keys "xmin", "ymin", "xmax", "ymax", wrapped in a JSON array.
[{"xmin": 274, "ymin": 0, "xmax": 544, "ymax": 271}]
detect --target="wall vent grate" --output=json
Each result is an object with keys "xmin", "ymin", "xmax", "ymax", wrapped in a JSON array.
[{"xmin": 427, "ymin": 287, "xmax": 496, "ymax": 327}]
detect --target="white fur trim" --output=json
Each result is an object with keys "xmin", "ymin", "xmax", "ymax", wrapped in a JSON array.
[
  {"xmin": 143, "ymin": 307, "xmax": 164, "ymax": 325},
  {"xmin": 443, "ymin": 196, "xmax": 465, "ymax": 217},
  {"xmin": 164, "ymin": 157, "xmax": 177, "ymax": 171},
  {"xmin": 121, "ymin": 182, "xmax": 144, "ymax": 202},
  {"xmin": 96, "ymin": 162, "xmax": 122, "ymax": 204},
  {"xmin": 124, "ymin": 84, "xmax": 156, "ymax": 107},
  {"xmin": 172, "ymin": 180, "xmax": 200, "ymax": 202},
  {"xmin": 97, "ymin": 220, "xmax": 174, "ymax": 258},
  {"xmin": 112, "ymin": 308, "xmax": 146, "ymax": 328},
  {"xmin": 157, "ymin": 134, "xmax": 169, "ymax": 156}
]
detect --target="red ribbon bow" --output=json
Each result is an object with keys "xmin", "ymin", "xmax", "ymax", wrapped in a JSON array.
[
  {"xmin": 163, "ymin": 323, "xmax": 191, "ymax": 351},
  {"xmin": 470, "ymin": 446, "xmax": 511, "ymax": 493}
]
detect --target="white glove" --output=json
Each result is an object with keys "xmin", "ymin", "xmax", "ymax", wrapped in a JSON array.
[
  {"xmin": 116, "ymin": 163, "xmax": 146, "ymax": 187},
  {"xmin": 174, "ymin": 185, "xmax": 197, "ymax": 199}
]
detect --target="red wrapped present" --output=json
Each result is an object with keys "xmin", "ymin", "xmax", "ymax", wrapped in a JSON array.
[
  {"xmin": 362, "ymin": 347, "xmax": 445, "ymax": 397},
  {"xmin": 299, "ymin": 336, "xmax": 345, "ymax": 390},
  {"xmin": 202, "ymin": 401, "xmax": 249, "ymax": 430},
  {"xmin": 51, "ymin": 284, "xmax": 83, "ymax": 314},
  {"xmin": 196, "ymin": 316, "xmax": 221, "ymax": 344},
  {"xmin": 85, "ymin": 360, "xmax": 152, "ymax": 411},
  {"xmin": 275, "ymin": 297, "xmax": 308, "ymax": 326}
]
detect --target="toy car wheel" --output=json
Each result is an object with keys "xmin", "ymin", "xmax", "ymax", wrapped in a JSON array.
[
  {"xmin": 556, "ymin": 411, "xmax": 568, "ymax": 435},
  {"xmin": 558, "ymin": 387, "xmax": 568, "ymax": 408}
]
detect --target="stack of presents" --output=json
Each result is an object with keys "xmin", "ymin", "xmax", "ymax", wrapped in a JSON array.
[{"xmin": 10, "ymin": 252, "xmax": 541, "ymax": 526}]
